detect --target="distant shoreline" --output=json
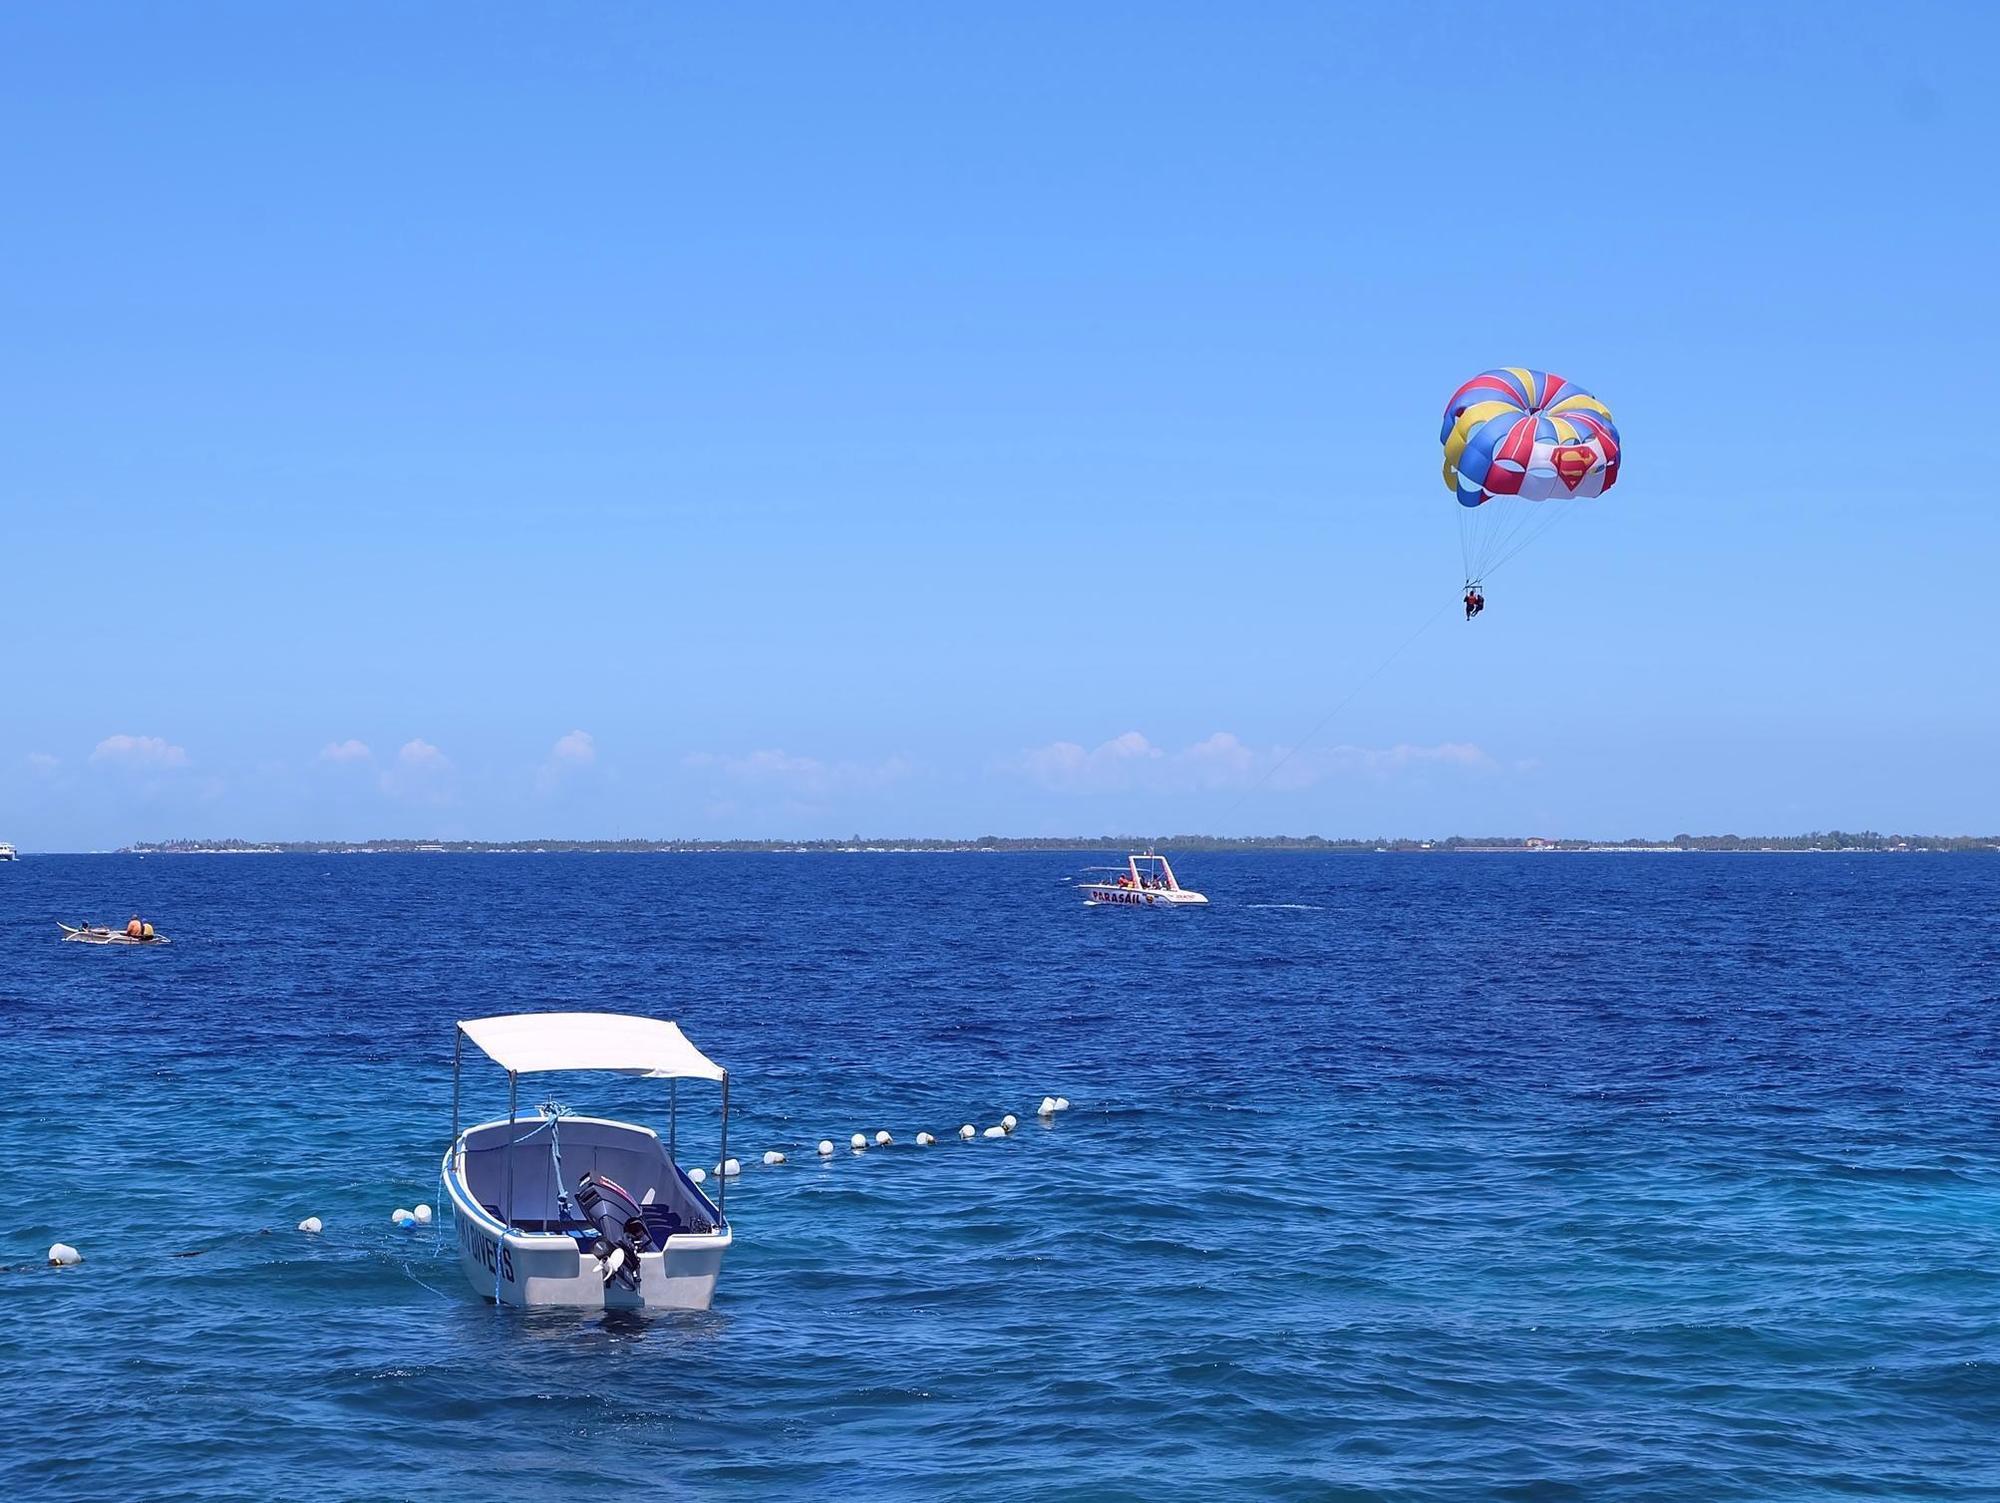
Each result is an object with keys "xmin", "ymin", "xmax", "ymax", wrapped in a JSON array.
[{"xmin": 91, "ymin": 832, "xmax": 2000, "ymax": 856}]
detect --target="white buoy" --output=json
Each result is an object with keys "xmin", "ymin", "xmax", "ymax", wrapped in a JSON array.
[
  {"xmin": 391, "ymin": 1207, "xmax": 415, "ymax": 1228},
  {"xmin": 959, "ymin": 1123, "xmax": 976, "ymax": 1140},
  {"xmin": 690, "ymin": 1166, "xmax": 707, "ymax": 1184},
  {"xmin": 47, "ymin": 1243, "xmax": 82, "ymax": 1266},
  {"xmin": 817, "ymin": 1139, "xmax": 835, "ymax": 1157},
  {"xmin": 1001, "ymin": 1114, "xmax": 1019, "ymax": 1132},
  {"xmin": 763, "ymin": 1150, "xmax": 786, "ymax": 1166},
  {"xmin": 874, "ymin": 1130, "xmax": 892, "ymax": 1146},
  {"xmin": 983, "ymin": 1125, "xmax": 1006, "ymax": 1139},
  {"xmin": 850, "ymin": 1132, "xmax": 867, "ymax": 1150},
  {"xmin": 721, "ymin": 1157, "xmax": 742, "ymax": 1177},
  {"xmin": 297, "ymin": 1216, "xmax": 323, "ymax": 1234},
  {"xmin": 413, "ymin": 1204, "xmax": 433, "ymax": 1225},
  {"xmin": 1054, "ymin": 1096, "xmax": 1071, "ymax": 1111},
  {"xmin": 915, "ymin": 1131, "xmax": 935, "ymax": 1146},
  {"xmin": 1038, "ymin": 1096, "xmax": 1059, "ymax": 1116}
]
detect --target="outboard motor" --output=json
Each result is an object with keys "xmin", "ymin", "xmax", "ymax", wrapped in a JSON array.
[{"xmin": 575, "ymin": 1172, "xmax": 653, "ymax": 1292}]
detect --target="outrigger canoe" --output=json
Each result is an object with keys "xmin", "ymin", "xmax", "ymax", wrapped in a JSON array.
[{"xmin": 60, "ymin": 923, "xmax": 172, "ymax": 946}]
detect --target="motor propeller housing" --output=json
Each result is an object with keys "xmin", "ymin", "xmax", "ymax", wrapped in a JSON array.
[{"xmin": 575, "ymin": 1172, "xmax": 653, "ymax": 1290}]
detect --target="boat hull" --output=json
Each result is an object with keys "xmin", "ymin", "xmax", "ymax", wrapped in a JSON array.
[
  {"xmin": 448, "ymin": 1205, "xmax": 730, "ymax": 1310},
  {"xmin": 1078, "ymin": 884, "xmax": 1208, "ymax": 908},
  {"xmin": 440, "ymin": 1122, "xmax": 730, "ymax": 1311},
  {"xmin": 60, "ymin": 924, "xmax": 171, "ymax": 945}
]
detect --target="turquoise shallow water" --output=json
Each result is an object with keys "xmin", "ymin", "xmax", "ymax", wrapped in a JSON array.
[{"xmin": 3, "ymin": 852, "xmax": 1999, "ymax": 1500}]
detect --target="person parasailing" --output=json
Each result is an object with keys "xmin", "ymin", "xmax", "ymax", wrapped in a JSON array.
[{"xmin": 1463, "ymin": 584, "xmax": 1485, "ymax": 621}]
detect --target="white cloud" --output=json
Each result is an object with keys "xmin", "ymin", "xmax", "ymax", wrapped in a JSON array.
[
  {"xmin": 1014, "ymin": 730, "xmax": 1494, "ymax": 793},
  {"xmin": 379, "ymin": 738, "xmax": 454, "ymax": 801},
  {"xmin": 26, "ymin": 752, "xmax": 59, "ymax": 774},
  {"xmin": 535, "ymin": 730, "xmax": 600, "ymax": 794},
  {"xmin": 397, "ymin": 738, "xmax": 449, "ymax": 770},
  {"xmin": 318, "ymin": 739, "xmax": 373, "ymax": 764},
  {"xmin": 1019, "ymin": 730, "xmax": 1164, "ymax": 789},
  {"xmin": 90, "ymin": 734, "xmax": 189, "ymax": 769},
  {"xmin": 683, "ymin": 748, "xmax": 910, "ymax": 798}
]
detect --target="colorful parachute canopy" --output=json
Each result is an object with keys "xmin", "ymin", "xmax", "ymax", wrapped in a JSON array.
[{"xmin": 1440, "ymin": 368, "xmax": 1620, "ymax": 509}]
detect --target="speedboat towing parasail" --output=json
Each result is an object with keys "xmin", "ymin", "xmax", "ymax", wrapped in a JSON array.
[{"xmin": 1076, "ymin": 851, "xmax": 1208, "ymax": 908}]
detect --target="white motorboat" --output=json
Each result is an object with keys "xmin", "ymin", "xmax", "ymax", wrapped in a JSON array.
[
  {"xmin": 441, "ymin": 1012, "xmax": 733, "ymax": 1311},
  {"xmin": 1076, "ymin": 851, "xmax": 1209, "ymax": 908},
  {"xmin": 0, "ymin": 843, "xmax": 16, "ymax": 861}
]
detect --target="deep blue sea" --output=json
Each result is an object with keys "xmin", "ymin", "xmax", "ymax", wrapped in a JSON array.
[{"xmin": 4, "ymin": 852, "xmax": 1999, "ymax": 1500}]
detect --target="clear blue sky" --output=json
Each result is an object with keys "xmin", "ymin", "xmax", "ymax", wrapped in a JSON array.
[{"xmin": 4, "ymin": 3, "xmax": 1995, "ymax": 847}]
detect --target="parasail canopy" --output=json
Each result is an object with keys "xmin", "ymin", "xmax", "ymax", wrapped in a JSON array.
[{"xmin": 1439, "ymin": 367, "xmax": 1621, "ymax": 582}]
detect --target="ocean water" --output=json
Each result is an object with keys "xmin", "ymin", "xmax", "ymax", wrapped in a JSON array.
[{"xmin": 3, "ymin": 851, "xmax": 1998, "ymax": 1500}]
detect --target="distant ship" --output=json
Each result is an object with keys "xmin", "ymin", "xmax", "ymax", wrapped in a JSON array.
[{"xmin": 0, "ymin": 843, "xmax": 17, "ymax": 861}]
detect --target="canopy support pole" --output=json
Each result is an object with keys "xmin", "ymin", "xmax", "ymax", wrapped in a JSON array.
[
  {"xmin": 669, "ymin": 1077, "xmax": 677, "ymax": 1163},
  {"xmin": 450, "ymin": 1027, "xmax": 463, "ymax": 1145},
  {"xmin": 717, "ymin": 1072, "xmax": 729, "ymax": 1220},
  {"xmin": 503, "ymin": 1071, "xmax": 518, "ymax": 1234}
]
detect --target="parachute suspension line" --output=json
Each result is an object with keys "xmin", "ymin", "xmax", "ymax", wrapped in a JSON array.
[
  {"xmin": 1481, "ymin": 498, "xmax": 1582, "ymax": 583},
  {"xmin": 1463, "ymin": 494, "xmax": 1589, "ymax": 586},
  {"xmin": 1467, "ymin": 498, "xmax": 1541, "ymax": 582},
  {"xmin": 1484, "ymin": 499, "xmax": 1542, "ymax": 566},
  {"xmin": 1217, "ymin": 591, "xmax": 1459, "ymax": 825}
]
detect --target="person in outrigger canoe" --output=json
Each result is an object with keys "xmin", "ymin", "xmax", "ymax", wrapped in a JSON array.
[{"xmin": 125, "ymin": 916, "xmax": 156, "ymax": 940}]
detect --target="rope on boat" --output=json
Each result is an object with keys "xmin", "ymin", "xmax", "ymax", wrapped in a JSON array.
[{"xmin": 492, "ymin": 1101, "xmax": 584, "ymax": 1232}]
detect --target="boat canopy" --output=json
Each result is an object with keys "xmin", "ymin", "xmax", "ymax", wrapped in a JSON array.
[{"xmin": 458, "ymin": 1012, "xmax": 725, "ymax": 1081}]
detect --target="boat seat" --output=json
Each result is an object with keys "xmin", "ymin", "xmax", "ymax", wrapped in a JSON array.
[
  {"xmin": 476, "ymin": 1203, "xmax": 706, "ymax": 1239},
  {"xmin": 639, "ymin": 1205, "xmax": 687, "ymax": 1243},
  {"xmin": 480, "ymin": 1204, "xmax": 592, "ymax": 1235}
]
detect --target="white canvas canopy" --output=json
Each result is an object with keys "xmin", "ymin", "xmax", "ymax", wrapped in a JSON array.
[{"xmin": 458, "ymin": 1012, "xmax": 725, "ymax": 1081}]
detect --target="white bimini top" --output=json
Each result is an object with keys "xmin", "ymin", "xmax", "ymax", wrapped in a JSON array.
[{"xmin": 458, "ymin": 1011, "xmax": 725, "ymax": 1081}]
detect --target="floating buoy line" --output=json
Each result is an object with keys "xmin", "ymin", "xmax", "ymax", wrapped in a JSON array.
[
  {"xmin": 375, "ymin": 1094, "xmax": 1076, "ymax": 1233},
  {"xmin": 15, "ymin": 1098, "xmax": 1075, "ymax": 1273}
]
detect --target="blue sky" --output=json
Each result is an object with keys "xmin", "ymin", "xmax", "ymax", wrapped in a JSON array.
[{"xmin": 3, "ymin": 3, "xmax": 1996, "ymax": 846}]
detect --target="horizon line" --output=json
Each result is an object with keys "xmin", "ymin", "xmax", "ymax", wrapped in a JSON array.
[{"xmin": 12, "ymin": 829, "xmax": 1993, "ymax": 856}]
